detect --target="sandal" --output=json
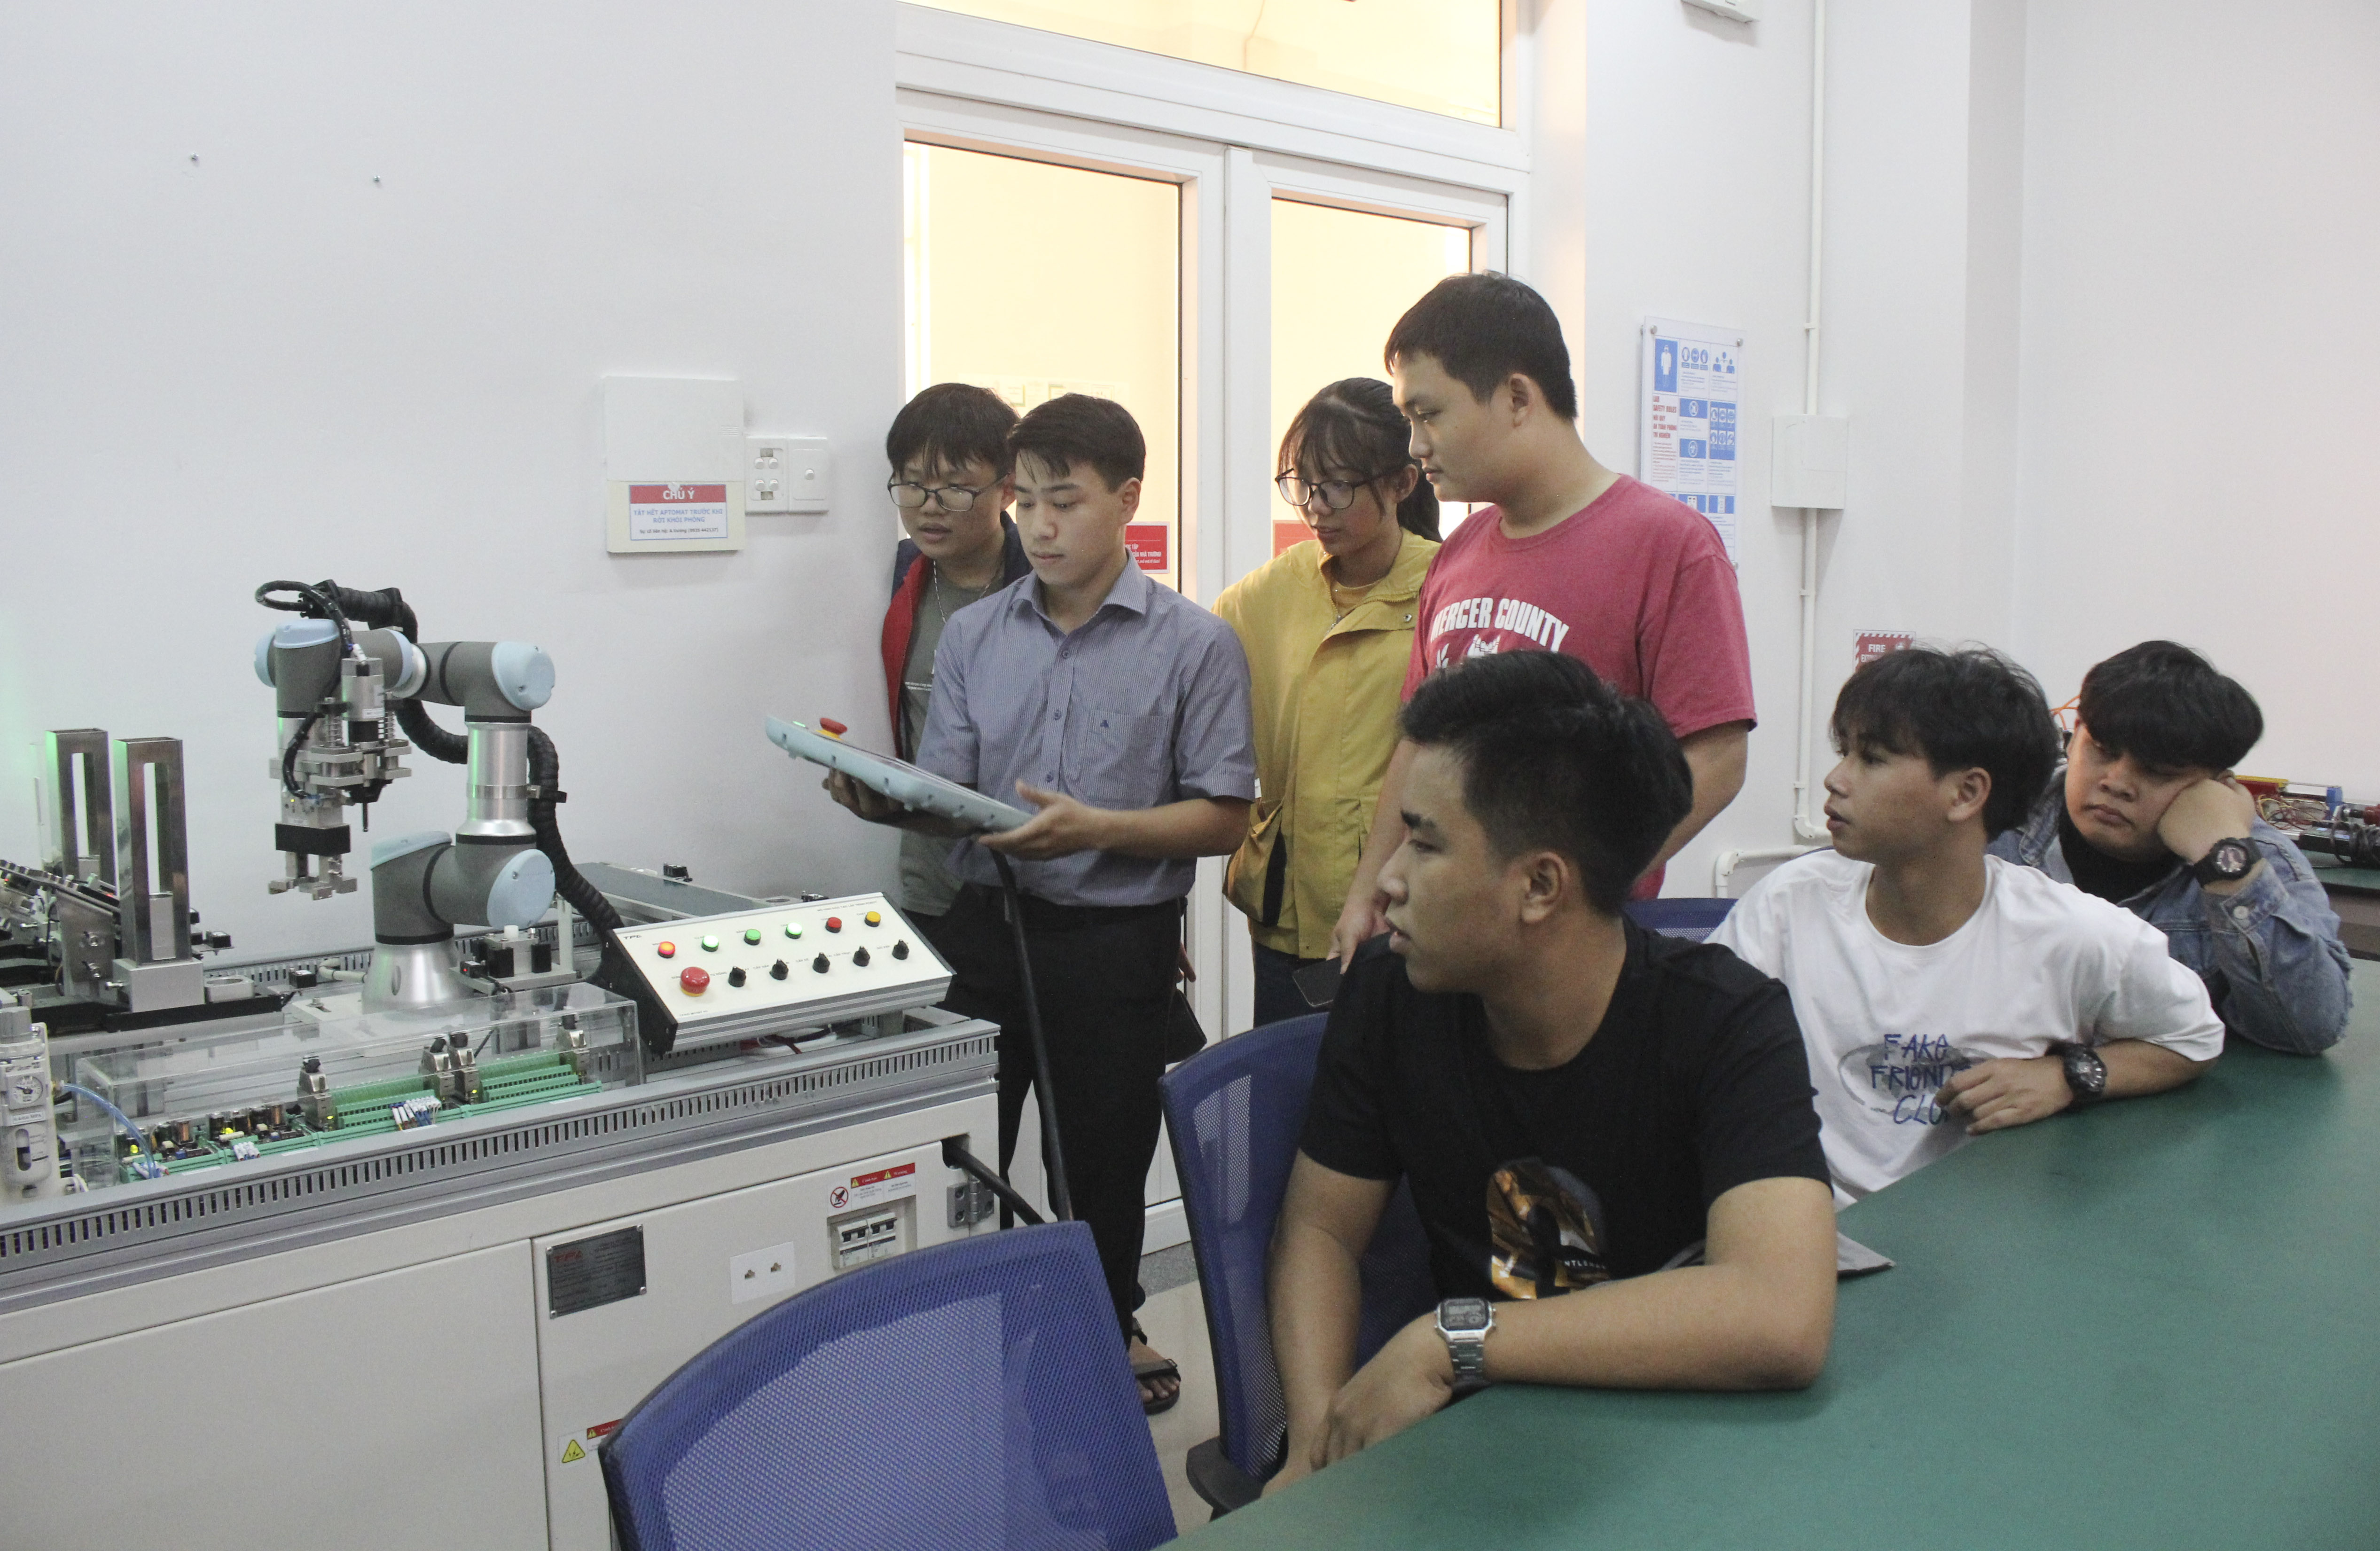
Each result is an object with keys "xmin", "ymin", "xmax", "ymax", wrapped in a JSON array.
[{"xmin": 1129, "ymin": 1321, "xmax": 1182, "ymax": 1416}]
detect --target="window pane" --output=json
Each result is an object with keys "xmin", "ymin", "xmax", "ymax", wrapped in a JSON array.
[
  {"xmin": 1269, "ymin": 198, "xmax": 1471, "ymax": 554},
  {"xmin": 903, "ymin": 143, "xmax": 1184, "ymax": 588},
  {"xmin": 918, "ymin": 0, "xmax": 1499, "ymax": 126}
]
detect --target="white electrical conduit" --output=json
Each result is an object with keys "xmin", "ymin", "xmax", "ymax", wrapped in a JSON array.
[{"xmin": 1715, "ymin": 0, "xmax": 1831, "ymax": 895}]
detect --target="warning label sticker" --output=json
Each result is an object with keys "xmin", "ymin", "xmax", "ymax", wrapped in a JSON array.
[
  {"xmin": 627, "ymin": 482, "xmax": 729, "ymax": 541},
  {"xmin": 830, "ymin": 1161, "xmax": 918, "ymax": 1212},
  {"xmin": 560, "ymin": 1438, "xmax": 586, "ymax": 1464}
]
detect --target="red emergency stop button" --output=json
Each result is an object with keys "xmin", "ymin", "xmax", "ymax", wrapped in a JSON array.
[
  {"xmin": 679, "ymin": 966, "xmax": 711, "ymax": 995},
  {"xmin": 820, "ymin": 718, "xmax": 848, "ymax": 737}
]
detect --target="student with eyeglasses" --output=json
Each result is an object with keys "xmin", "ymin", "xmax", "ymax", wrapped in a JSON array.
[
  {"xmin": 1213, "ymin": 378, "xmax": 1442, "ymax": 1024},
  {"xmin": 878, "ymin": 384, "xmax": 1035, "ymax": 948}
]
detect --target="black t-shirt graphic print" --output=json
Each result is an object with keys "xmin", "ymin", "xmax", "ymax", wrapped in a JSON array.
[{"xmin": 1300, "ymin": 925, "xmax": 1829, "ymax": 1301}]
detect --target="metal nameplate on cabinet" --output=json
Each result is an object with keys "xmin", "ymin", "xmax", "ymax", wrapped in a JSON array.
[{"xmin": 547, "ymin": 1225, "xmax": 647, "ymax": 1317}]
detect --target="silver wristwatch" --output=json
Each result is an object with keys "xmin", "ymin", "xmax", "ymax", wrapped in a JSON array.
[{"xmin": 1435, "ymin": 1296, "xmax": 1495, "ymax": 1394}]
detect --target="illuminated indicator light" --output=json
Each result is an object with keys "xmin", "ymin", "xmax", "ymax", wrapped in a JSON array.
[
  {"xmin": 701, "ymin": 935, "xmax": 721, "ymax": 952},
  {"xmin": 819, "ymin": 717, "xmax": 849, "ymax": 738},
  {"xmin": 784, "ymin": 923, "xmax": 804, "ymax": 939},
  {"xmin": 743, "ymin": 928, "xmax": 762, "ymax": 945},
  {"xmin": 679, "ymin": 967, "xmax": 711, "ymax": 995},
  {"xmin": 825, "ymin": 917, "xmax": 843, "ymax": 933},
  {"xmin": 864, "ymin": 910, "xmax": 881, "ymax": 927},
  {"xmin": 655, "ymin": 941, "xmax": 676, "ymax": 959}
]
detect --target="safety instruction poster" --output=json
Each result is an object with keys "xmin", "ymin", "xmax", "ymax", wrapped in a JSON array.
[{"xmin": 1638, "ymin": 319, "xmax": 1744, "ymax": 562}]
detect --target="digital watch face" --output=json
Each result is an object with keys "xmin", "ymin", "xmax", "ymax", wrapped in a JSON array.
[{"xmin": 1441, "ymin": 1297, "xmax": 1493, "ymax": 1333}]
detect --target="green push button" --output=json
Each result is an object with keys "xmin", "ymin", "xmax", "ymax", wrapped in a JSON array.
[
  {"xmin": 743, "ymin": 927, "xmax": 763, "ymax": 945},
  {"xmin": 784, "ymin": 922, "xmax": 804, "ymax": 940},
  {"xmin": 700, "ymin": 934, "xmax": 721, "ymax": 952}
]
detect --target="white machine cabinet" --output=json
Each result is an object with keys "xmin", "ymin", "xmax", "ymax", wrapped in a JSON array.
[{"xmin": 0, "ymin": 1011, "xmax": 1000, "ymax": 1551}]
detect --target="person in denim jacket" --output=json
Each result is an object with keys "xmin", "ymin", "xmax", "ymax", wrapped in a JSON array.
[{"xmin": 1989, "ymin": 641, "xmax": 2350, "ymax": 1055}]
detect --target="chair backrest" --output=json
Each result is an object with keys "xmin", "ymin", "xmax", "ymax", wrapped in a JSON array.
[
  {"xmin": 1624, "ymin": 895, "xmax": 1738, "ymax": 942},
  {"xmin": 1160, "ymin": 1013, "xmax": 1437, "ymax": 1483},
  {"xmin": 600, "ymin": 1220, "xmax": 1174, "ymax": 1551}
]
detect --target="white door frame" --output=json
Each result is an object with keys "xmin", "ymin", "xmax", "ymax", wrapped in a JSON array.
[{"xmin": 897, "ymin": 9, "xmax": 1525, "ymax": 1051}]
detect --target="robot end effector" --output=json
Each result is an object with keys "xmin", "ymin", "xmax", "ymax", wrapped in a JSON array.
[{"xmin": 254, "ymin": 582, "xmax": 563, "ymax": 998}]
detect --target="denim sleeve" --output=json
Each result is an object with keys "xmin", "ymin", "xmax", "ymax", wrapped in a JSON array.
[{"xmin": 2197, "ymin": 834, "xmax": 2353, "ymax": 1055}]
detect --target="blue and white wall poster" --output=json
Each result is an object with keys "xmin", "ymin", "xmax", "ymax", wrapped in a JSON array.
[{"xmin": 1638, "ymin": 318, "xmax": 1744, "ymax": 563}]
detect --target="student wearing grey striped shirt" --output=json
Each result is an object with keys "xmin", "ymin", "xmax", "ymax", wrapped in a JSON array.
[{"xmin": 828, "ymin": 393, "xmax": 1255, "ymax": 1414}]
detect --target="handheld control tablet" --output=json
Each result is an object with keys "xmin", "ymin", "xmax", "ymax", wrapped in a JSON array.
[{"xmin": 767, "ymin": 716, "xmax": 1033, "ymax": 834}]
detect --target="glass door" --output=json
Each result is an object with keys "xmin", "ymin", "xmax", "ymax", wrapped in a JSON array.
[
  {"xmin": 1268, "ymin": 198, "xmax": 1475, "ymax": 557},
  {"xmin": 902, "ymin": 144, "xmax": 1188, "ymax": 588}
]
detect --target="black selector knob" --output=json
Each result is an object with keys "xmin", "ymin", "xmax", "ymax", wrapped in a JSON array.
[
  {"xmin": 812, "ymin": 954, "xmax": 830, "ymax": 974},
  {"xmin": 891, "ymin": 940, "xmax": 909, "ymax": 960},
  {"xmin": 853, "ymin": 947, "xmax": 870, "ymax": 968},
  {"xmin": 770, "ymin": 960, "xmax": 789, "ymax": 980},
  {"xmin": 727, "ymin": 966, "xmax": 747, "ymax": 988}
]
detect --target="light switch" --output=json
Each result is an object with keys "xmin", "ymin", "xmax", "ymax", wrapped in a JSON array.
[{"xmin": 749, "ymin": 434, "xmax": 830, "ymax": 515}]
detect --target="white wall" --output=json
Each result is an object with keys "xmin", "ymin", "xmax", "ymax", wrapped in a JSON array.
[
  {"xmin": 2011, "ymin": 0, "xmax": 2380, "ymax": 789},
  {"xmin": 1564, "ymin": 0, "xmax": 2032, "ymax": 893},
  {"xmin": 0, "ymin": 1, "xmax": 908, "ymax": 959}
]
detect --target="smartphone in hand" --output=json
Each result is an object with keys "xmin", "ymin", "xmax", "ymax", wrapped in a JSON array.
[{"xmin": 1291, "ymin": 957, "xmax": 1343, "ymax": 1009}]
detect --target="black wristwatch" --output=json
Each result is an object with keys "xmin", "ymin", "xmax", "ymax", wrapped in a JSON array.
[
  {"xmin": 2054, "ymin": 1042, "xmax": 2109, "ymax": 1109},
  {"xmin": 2189, "ymin": 836, "xmax": 2255, "ymax": 887},
  {"xmin": 1435, "ymin": 1297, "xmax": 1495, "ymax": 1397}
]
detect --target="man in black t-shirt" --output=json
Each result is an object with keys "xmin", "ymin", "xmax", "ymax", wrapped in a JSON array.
[{"xmin": 1266, "ymin": 652, "xmax": 1836, "ymax": 1493}]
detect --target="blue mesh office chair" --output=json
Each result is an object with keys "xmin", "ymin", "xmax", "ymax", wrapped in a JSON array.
[
  {"xmin": 1624, "ymin": 895, "xmax": 1738, "ymax": 942},
  {"xmin": 1160, "ymin": 1012, "xmax": 1437, "ymax": 1516},
  {"xmin": 599, "ymin": 1220, "xmax": 1176, "ymax": 1551}
]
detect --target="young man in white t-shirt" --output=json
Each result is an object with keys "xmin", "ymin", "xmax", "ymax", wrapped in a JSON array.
[{"xmin": 1711, "ymin": 645, "xmax": 2224, "ymax": 1200}]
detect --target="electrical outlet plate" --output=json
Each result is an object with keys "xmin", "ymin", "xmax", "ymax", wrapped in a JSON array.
[
  {"xmin": 729, "ymin": 1240, "xmax": 800, "ymax": 1305},
  {"xmin": 747, "ymin": 434, "xmax": 830, "ymax": 515}
]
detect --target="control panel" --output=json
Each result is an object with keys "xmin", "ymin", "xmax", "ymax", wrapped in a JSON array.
[{"xmin": 600, "ymin": 893, "xmax": 952, "ymax": 1051}]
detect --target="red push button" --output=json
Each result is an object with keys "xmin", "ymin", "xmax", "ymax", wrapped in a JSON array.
[
  {"xmin": 820, "ymin": 718, "xmax": 848, "ymax": 737},
  {"xmin": 679, "ymin": 966, "xmax": 711, "ymax": 995},
  {"xmin": 824, "ymin": 916, "xmax": 843, "ymax": 933},
  {"xmin": 656, "ymin": 941, "xmax": 676, "ymax": 959}
]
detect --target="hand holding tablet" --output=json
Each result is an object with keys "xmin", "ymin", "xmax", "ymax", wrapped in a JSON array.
[{"xmin": 766, "ymin": 716, "xmax": 1033, "ymax": 835}]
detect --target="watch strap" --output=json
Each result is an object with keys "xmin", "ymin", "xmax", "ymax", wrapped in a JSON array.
[
  {"xmin": 2056, "ymin": 1042, "xmax": 2109, "ymax": 1107},
  {"xmin": 2189, "ymin": 836, "xmax": 2255, "ymax": 887}
]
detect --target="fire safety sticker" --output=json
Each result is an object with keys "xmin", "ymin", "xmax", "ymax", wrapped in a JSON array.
[{"xmin": 830, "ymin": 1161, "xmax": 918, "ymax": 1212}]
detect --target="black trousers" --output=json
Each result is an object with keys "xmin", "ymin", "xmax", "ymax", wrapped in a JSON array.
[{"xmin": 933, "ymin": 883, "xmax": 1178, "ymax": 1337}]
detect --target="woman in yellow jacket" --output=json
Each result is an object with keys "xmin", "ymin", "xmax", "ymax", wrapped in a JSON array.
[{"xmin": 1214, "ymin": 377, "xmax": 1441, "ymax": 1025}]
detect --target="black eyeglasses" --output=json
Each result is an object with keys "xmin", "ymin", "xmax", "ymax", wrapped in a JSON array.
[
  {"xmin": 888, "ymin": 478, "xmax": 1001, "ymax": 513},
  {"xmin": 1276, "ymin": 470, "xmax": 1405, "ymax": 511}
]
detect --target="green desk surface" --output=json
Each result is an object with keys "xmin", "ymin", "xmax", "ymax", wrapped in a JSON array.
[
  {"xmin": 1181, "ymin": 962, "xmax": 2380, "ymax": 1551},
  {"xmin": 2314, "ymin": 862, "xmax": 2380, "ymax": 895}
]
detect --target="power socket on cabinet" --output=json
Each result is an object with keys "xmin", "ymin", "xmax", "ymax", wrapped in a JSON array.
[{"xmin": 729, "ymin": 1240, "xmax": 800, "ymax": 1306}]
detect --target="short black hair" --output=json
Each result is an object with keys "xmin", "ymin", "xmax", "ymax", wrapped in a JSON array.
[
  {"xmin": 885, "ymin": 382, "xmax": 1018, "ymax": 481},
  {"xmin": 1280, "ymin": 377, "xmax": 1440, "ymax": 540},
  {"xmin": 1009, "ymin": 393, "xmax": 1145, "ymax": 492},
  {"xmin": 1400, "ymin": 652, "xmax": 1690, "ymax": 915},
  {"xmin": 1384, "ymin": 272, "xmax": 1578, "ymax": 421},
  {"xmin": 2076, "ymin": 640, "xmax": 2263, "ymax": 773},
  {"xmin": 1829, "ymin": 646, "xmax": 2061, "ymax": 837}
]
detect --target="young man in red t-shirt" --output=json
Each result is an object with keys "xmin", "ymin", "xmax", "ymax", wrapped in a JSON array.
[{"xmin": 1329, "ymin": 274, "xmax": 1756, "ymax": 961}]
